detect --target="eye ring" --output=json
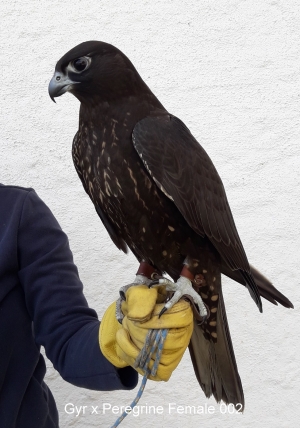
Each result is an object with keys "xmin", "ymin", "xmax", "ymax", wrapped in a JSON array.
[{"xmin": 69, "ymin": 56, "xmax": 91, "ymax": 73}]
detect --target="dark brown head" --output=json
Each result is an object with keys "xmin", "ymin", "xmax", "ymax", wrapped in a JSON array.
[{"xmin": 48, "ymin": 41, "xmax": 147, "ymax": 104}]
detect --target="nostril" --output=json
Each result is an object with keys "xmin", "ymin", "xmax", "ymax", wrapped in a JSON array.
[{"xmin": 56, "ymin": 76, "xmax": 61, "ymax": 81}]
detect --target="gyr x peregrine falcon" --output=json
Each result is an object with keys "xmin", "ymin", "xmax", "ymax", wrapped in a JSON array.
[{"xmin": 49, "ymin": 41, "xmax": 293, "ymax": 408}]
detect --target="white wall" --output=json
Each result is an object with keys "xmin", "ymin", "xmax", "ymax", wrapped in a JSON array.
[{"xmin": 1, "ymin": 1, "xmax": 299, "ymax": 427}]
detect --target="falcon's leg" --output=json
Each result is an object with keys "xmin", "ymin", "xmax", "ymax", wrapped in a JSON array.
[
  {"xmin": 116, "ymin": 261, "xmax": 162, "ymax": 322},
  {"xmin": 150, "ymin": 258, "xmax": 208, "ymax": 319}
]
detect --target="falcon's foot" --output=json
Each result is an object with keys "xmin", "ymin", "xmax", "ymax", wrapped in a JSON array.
[
  {"xmin": 116, "ymin": 275, "xmax": 153, "ymax": 323},
  {"xmin": 150, "ymin": 276, "xmax": 208, "ymax": 319}
]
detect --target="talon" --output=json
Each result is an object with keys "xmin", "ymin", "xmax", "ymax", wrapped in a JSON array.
[
  {"xmin": 198, "ymin": 311, "xmax": 208, "ymax": 323},
  {"xmin": 119, "ymin": 290, "xmax": 126, "ymax": 300},
  {"xmin": 159, "ymin": 307, "xmax": 168, "ymax": 318},
  {"xmin": 149, "ymin": 280, "xmax": 160, "ymax": 288}
]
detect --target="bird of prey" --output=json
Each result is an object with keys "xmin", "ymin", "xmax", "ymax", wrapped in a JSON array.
[{"xmin": 49, "ymin": 41, "xmax": 293, "ymax": 409}]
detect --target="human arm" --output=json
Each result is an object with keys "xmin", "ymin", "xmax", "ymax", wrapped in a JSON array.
[{"xmin": 17, "ymin": 189, "xmax": 138, "ymax": 390}]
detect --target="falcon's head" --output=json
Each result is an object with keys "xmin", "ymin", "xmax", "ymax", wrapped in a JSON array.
[{"xmin": 48, "ymin": 41, "xmax": 146, "ymax": 103}]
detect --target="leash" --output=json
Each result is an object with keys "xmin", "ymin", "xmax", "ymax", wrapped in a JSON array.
[{"xmin": 110, "ymin": 328, "xmax": 168, "ymax": 428}]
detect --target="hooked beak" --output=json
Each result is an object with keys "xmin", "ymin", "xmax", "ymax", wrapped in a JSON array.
[{"xmin": 48, "ymin": 72, "xmax": 78, "ymax": 102}]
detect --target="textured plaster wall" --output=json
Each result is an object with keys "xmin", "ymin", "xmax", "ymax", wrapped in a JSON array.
[{"xmin": 1, "ymin": 1, "xmax": 299, "ymax": 427}]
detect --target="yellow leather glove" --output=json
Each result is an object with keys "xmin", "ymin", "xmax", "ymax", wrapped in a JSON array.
[{"xmin": 99, "ymin": 285, "xmax": 193, "ymax": 381}]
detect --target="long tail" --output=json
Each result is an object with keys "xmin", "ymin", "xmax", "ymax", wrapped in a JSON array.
[
  {"xmin": 189, "ymin": 262, "xmax": 293, "ymax": 409},
  {"xmin": 188, "ymin": 267, "xmax": 245, "ymax": 409},
  {"xmin": 222, "ymin": 263, "xmax": 294, "ymax": 308}
]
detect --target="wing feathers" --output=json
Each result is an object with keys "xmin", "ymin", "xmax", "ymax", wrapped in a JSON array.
[{"xmin": 133, "ymin": 114, "xmax": 262, "ymax": 310}]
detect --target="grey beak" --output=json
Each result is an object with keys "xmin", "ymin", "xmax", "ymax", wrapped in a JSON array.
[{"xmin": 48, "ymin": 72, "xmax": 77, "ymax": 102}]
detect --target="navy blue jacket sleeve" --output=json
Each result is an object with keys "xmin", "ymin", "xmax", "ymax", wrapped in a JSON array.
[{"xmin": 17, "ymin": 189, "xmax": 138, "ymax": 390}]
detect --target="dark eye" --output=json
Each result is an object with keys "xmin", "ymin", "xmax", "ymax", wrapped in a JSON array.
[{"xmin": 71, "ymin": 57, "xmax": 90, "ymax": 72}]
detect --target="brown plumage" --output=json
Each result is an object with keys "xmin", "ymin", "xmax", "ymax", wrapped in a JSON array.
[{"xmin": 49, "ymin": 41, "xmax": 293, "ymax": 409}]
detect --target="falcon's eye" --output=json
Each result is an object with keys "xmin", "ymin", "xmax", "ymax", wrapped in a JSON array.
[{"xmin": 70, "ymin": 56, "xmax": 91, "ymax": 73}]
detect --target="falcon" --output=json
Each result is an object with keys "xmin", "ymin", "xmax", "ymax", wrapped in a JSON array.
[{"xmin": 48, "ymin": 41, "xmax": 293, "ymax": 408}]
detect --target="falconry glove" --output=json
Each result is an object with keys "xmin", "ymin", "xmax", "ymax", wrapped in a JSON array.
[{"xmin": 99, "ymin": 285, "xmax": 193, "ymax": 381}]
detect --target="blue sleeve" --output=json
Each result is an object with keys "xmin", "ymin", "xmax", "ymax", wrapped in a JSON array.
[{"xmin": 17, "ymin": 189, "xmax": 138, "ymax": 390}]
